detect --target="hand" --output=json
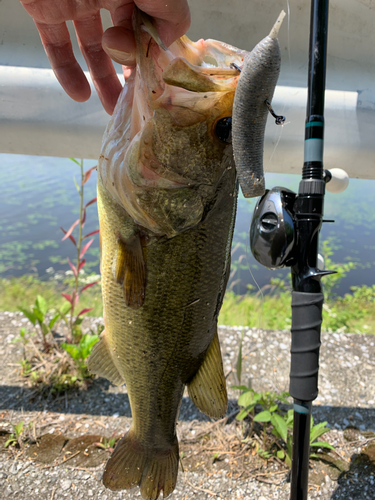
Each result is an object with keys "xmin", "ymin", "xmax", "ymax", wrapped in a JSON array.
[{"xmin": 20, "ymin": 1, "xmax": 191, "ymax": 114}]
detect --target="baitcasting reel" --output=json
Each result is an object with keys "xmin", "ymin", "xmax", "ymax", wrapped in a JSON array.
[{"xmin": 250, "ymin": 168, "xmax": 349, "ymax": 271}]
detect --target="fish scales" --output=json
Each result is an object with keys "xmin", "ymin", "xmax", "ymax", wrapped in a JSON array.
[
  {"xmin": 97, "ymin": 161, "xmax": 236, "ymax": 439},
  {"xmin": 88, "ymin": 7, "xmax": 253, "ymax": 500}
]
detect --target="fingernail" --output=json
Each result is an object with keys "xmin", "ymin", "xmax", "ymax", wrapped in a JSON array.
[{"xmin": 105, "ymin": 47, "xmax": 134, "ymax": 63}]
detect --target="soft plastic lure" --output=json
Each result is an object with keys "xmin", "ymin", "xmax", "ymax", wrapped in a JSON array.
[{"xmin": 232, "ymin": 11, "xmax": 285, "ymax": 198}]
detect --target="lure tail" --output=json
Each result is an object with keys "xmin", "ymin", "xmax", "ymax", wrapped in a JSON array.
[
  {"xmin": 232, "ymin": 11, "xmax": 285, "ymax": 198},
  {"xmin": 103, "ymin": 430, "xmax": 179, "ymax": 500}
]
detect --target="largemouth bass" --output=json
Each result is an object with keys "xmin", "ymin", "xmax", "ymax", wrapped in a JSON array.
[{"xmin": 88, "ymin": 8, "xmax": 249, "ymax": 500}]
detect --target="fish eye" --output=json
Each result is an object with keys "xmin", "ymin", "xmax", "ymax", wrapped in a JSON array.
[{"xmin": 215, "ymin": 117, "xmax": 232, "ymax": 143}]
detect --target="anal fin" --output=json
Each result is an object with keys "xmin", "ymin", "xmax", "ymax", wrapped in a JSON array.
[
  {"xmin": 87, "ymin": 336, "xmax": 125, "ymax": 386},
  {"xmin": 115, "ymin": 232, "xmax": 146, "ymax": 309},
  {"xmin": 187, "ymin": 329, "xmax": 228, "ymax": 419}
]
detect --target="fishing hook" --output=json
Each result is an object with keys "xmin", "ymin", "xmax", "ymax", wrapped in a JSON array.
[
  {"xmin": 265, "ymin": 99, "xmax": 286, "ymax": 125},
  {"xmin": 230, "ymin": 62, "xmax": 242, "ymax": 72}
]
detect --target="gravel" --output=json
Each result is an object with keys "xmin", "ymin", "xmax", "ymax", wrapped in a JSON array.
[
  {"xmin": 1, "ymin": 458, "xmax": 374, "ymax": 500},
  {"xmin": 0, "ymin": 311, "xmax": 374, "ymax": 499}
]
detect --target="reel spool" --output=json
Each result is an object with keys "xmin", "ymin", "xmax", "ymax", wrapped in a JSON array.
[{"xmin": 250, "ymin": 168, "xmax": 349, "ymax": 271}]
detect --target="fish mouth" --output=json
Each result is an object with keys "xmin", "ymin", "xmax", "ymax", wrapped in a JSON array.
[
  {"xmin": 128, "ymin": 14, "xmax": 246, "ymax": 189},
  {"xmin": 133, "ymin": 7, "xmax": 246, "ymax": 97},
  {"xmin": 162, "ymin": 57, "xmax": 240, "ymax": 93},
  {"xmin": 131, "ymin": 6, "xmax": 246, "ymax": 130}
]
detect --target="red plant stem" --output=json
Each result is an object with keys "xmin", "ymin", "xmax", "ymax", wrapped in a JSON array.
[{"xmin": 69, "ymin": 160, "xmax": 85, "ymax": 337}]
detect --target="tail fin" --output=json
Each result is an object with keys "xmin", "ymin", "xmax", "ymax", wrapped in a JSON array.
[{"xmin": 103, "ymin": 430, "xmax": 179, "ymax": 500}]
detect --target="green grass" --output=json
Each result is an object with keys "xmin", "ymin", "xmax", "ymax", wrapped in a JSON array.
[
  {"xmin": 0, "ymin": 275, "xmax": 103, "ymax": 318},
  {"xmin": 219, "ymin": 291, "xmax": 291, "ymax": 330},
  {"xmin": 219, "ymin": 288, "xmax": 375, "ymax": 334},
  {"xmin": 0, "ymin": 275, "xmax": 374, "ymax": 334}
]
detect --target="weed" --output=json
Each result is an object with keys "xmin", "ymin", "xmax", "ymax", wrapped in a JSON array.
[
  {"xmin": 235, "ymin": 387, "xmax": 334, "ymax": 467},
  {"xmin": 20, "ymin": 359, "xmax": 32, "ymax": 375},
  {"xmin": 235, "ymin": 388, "xmax": 290, "ymax": 453},
  {"xmin": 12, "ymin": 327, "xmax": 34, "ymax": 360},
  {"xmin": 59, "ymin": 158, "xmax": 100, "ymax": 341},
  {"xmin": 48, "ymin": 373, "xmax": 79, "ymax": 394},
  {"xmin": 308, "ymin": 417, "xmax": 335, "ymax": 456},
  {"xmin": 18, "ymin": 295, "xmax": 60, "ymax": 350},
  {"xmin": 94, "ymin": 433, "xmax": 118, "ymax": 453},
  {"xmin": 19, "ymin": 347, "xmax": 91, "ymax": 395},
  {"xmin": 11, "ymin": 160, "xmax": 101, "ymax": 396},
  {"xmin": 12, "ymin": 158, "xmax": 101, "ymax": 394},
  {"xmin": 4, "ymin": 421, "xmax": 33, "ymax": 449},
  {"xmin": 61, "ymin": 333, "xmax": 99, "ymax": 378}
]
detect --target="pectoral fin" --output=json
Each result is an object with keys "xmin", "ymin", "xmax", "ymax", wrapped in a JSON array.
[
  {"xmin": 115, "ymin": 233, "xmax": 146, "ymax": 309},
  {"xmin": 187, "ymin": 329, "xmax": 228, "ymax": 418},
  {"xmin": 87, "ymin": 337, "xmax": 125, "ymax": 386}
]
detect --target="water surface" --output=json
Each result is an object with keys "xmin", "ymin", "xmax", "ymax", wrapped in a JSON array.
[{"xmin": 1, "ymin": 154, "xmax": 374, "ymax": 296}]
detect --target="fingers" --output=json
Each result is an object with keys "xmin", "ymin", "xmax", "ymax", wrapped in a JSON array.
[
  {"xmin": 103, "ymin": 0, "xmax": 191, "ymax": 66},
  {"xmin": 34, "ymin": 21, "xmax": 91, "ymax": 103},
  {"xmin": 103, "ymin": 3, "xmax": 136, "ymax": 66},
  {"xmin": 25, "ymin": 0, "xmax": 191, "ymax": 114},
  {"xmin": 135, "ymin": 0, "xmax": 191, "ymax": 47},
  {"xmin": 73, "ymin": 12, "xmax": 123, "ymax": 114},
  {"xmin": 122, "ymin": 66, "xmax": 135, "ymax": 80},
  {"xmin": 102, "ymin": 26, "xmax": 136, "ymax": 66}
]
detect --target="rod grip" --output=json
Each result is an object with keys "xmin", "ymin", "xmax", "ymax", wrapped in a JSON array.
[{"xmin": 289, "ymin": 291, "xmax": 323, "ymax": 401}]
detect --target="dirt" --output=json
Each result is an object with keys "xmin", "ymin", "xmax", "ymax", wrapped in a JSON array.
[{"xmin": 0, "ymin": 311, "xmax": 375, "ymax": 499}]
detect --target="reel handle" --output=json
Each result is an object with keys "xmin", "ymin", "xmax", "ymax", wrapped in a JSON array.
[{"xmin": 325, "ymin": 168, "xmax": 349, "ymax": 193}]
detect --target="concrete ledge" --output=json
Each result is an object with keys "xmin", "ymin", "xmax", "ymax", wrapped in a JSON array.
[{"xmin": 1, "ymin": 66, "xmax": 375, "ymax": 179}]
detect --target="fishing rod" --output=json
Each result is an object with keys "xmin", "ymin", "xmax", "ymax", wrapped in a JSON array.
[
  {"xmin": 234, "ymin": 0, "xmax": 346, "ymax": 498},
  {"xmin": 250, "ymin": 1, "xmax": 331, "ymax": 498},
  {"xmin": 232, "ymin": 0, "xmax": 350, "ymax": 496},
  {"xmin": 286, "ymin": 2, "xmax": 330, "ymax": 497}
]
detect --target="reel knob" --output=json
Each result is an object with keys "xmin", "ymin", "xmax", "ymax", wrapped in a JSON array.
[{"xmin": 325, "ymin": 168, "xmax": 349, "ymax": 193}]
